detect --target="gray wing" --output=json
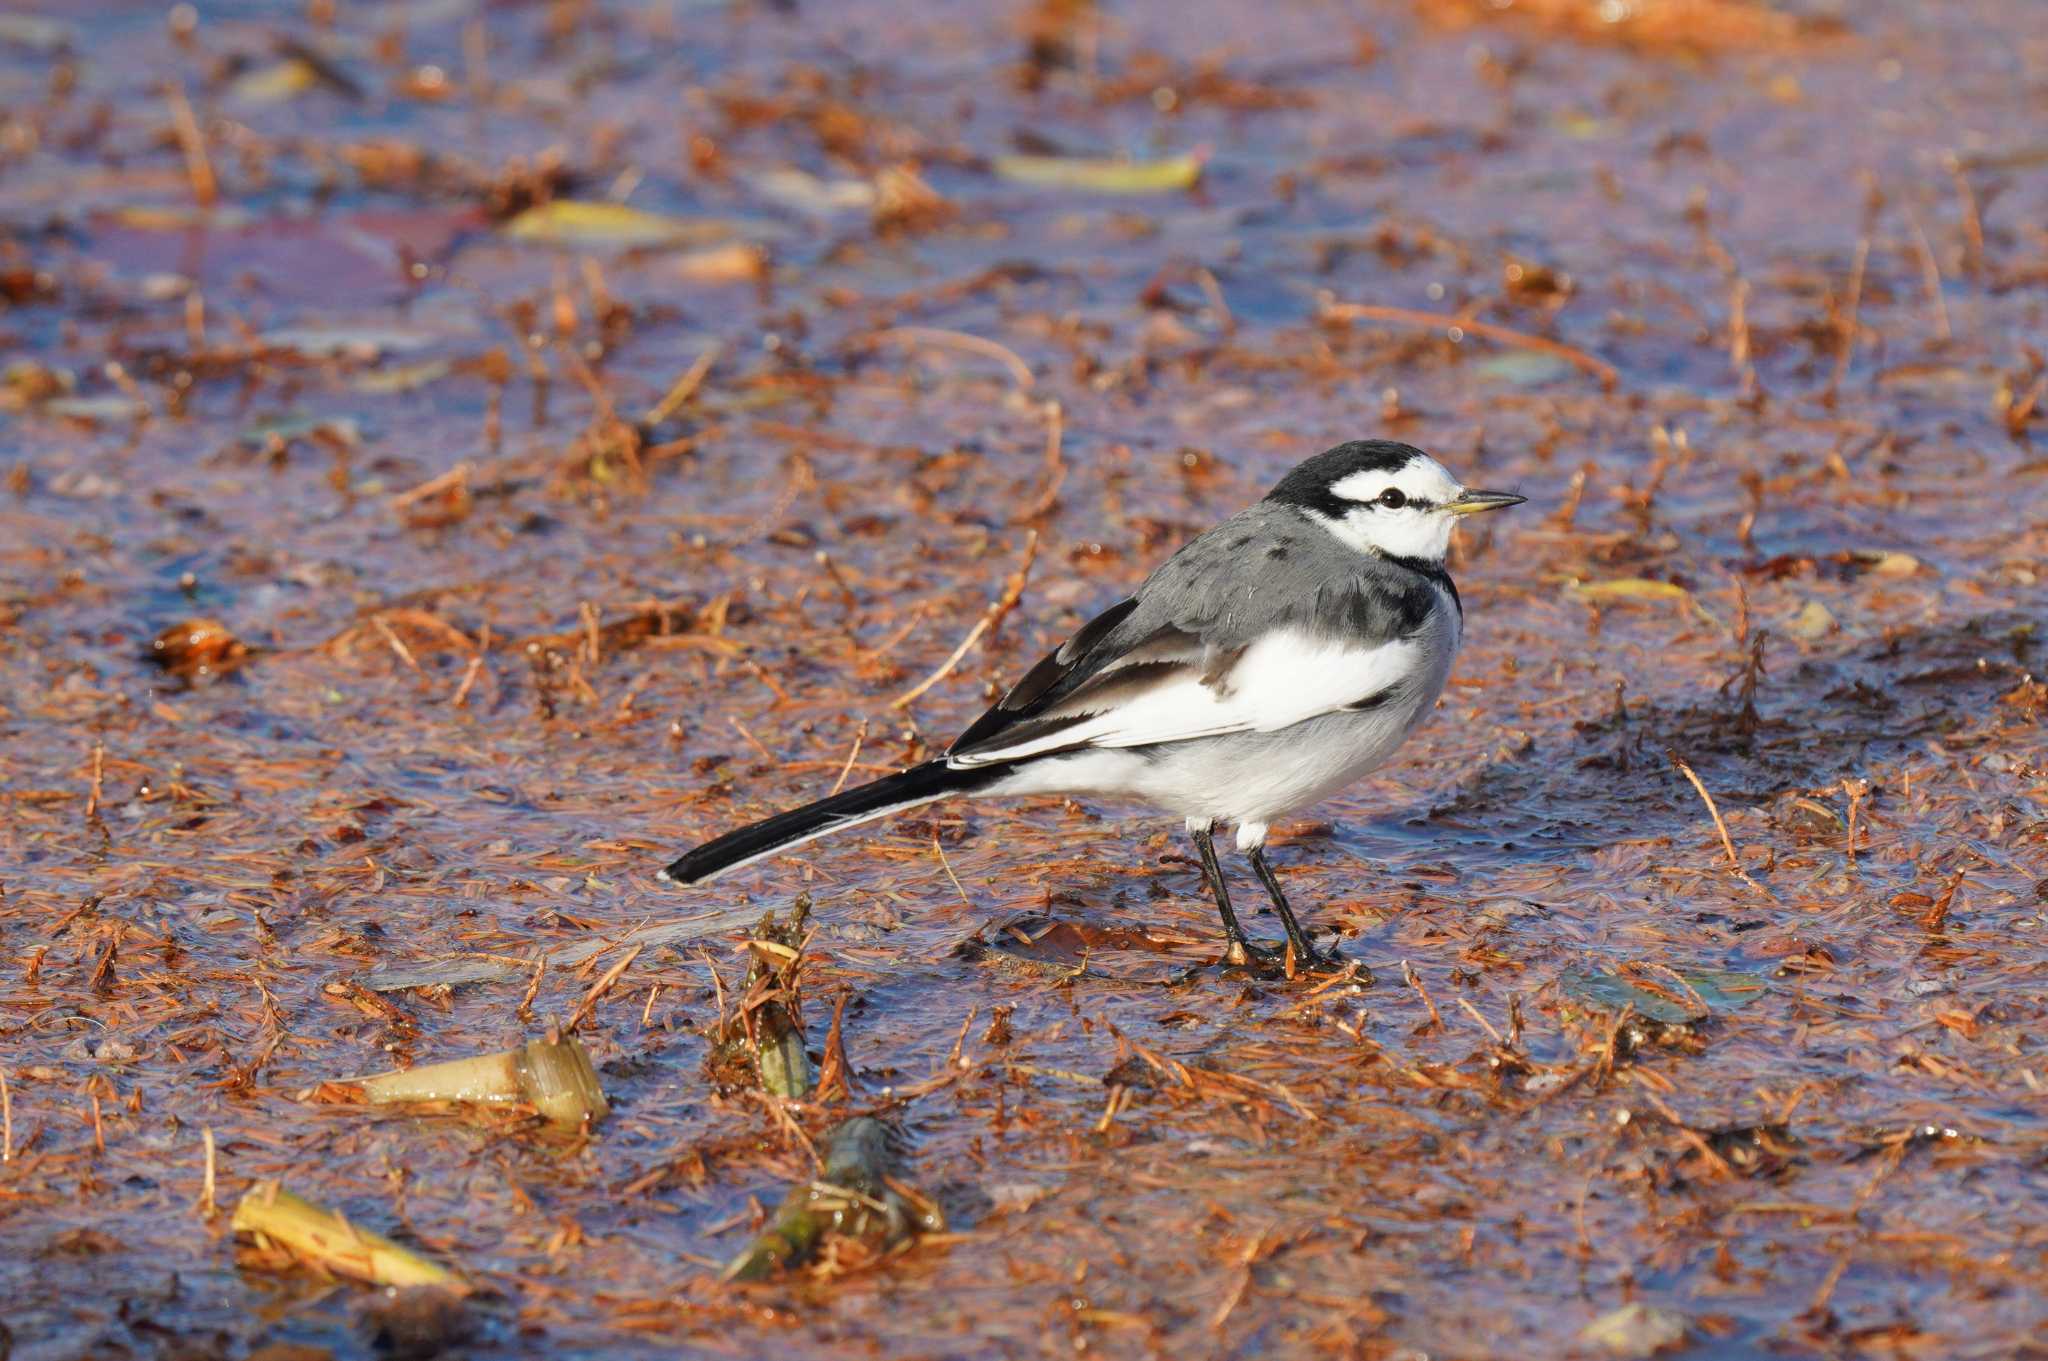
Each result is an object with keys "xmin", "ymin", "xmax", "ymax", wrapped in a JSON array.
[
  {"xmin": 1124, "ymin": 502, "xmax": 1440, "ymax": 650},
  {"xmin": 946, "ymin": 504, "xmax": 1439, "ymax": 764}
]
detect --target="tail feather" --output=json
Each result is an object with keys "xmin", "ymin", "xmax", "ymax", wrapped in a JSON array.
[{"xmin": 659, "ymin": 760, "xmax": 1007, "ymax": 885}]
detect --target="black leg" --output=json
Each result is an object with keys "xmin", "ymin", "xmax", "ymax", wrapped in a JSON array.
[
  {"xmin": 1191, "ymin": 824, "xmax": 1266, "ymax": 965},
  {"xmin": 1247, "ymin": 846, "xmax": 1321, "ymax": 964}
]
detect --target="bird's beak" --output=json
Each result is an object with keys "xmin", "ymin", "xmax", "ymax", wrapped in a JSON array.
[{"xmin": 1448, "ymin": 488, "xmax": 1527, "ymax": 517}]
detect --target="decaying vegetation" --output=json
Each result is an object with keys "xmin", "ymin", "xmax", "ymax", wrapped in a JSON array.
[{"xmin": 1, "ymin": 0, "xmax": 2043, "ymax": 1356}]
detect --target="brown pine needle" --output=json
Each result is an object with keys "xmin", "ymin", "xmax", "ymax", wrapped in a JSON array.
[
  {"xmin": 893, "ymin": 531, "xmax": 1040, "ymax": 709},
  {"xmin": 932, "ymin": 829, "xmax": 972, "ymax": 910},
  {"xmin": 370, "ymin": 615, "xmax": 425, "ymax": 678},
  {"xmin": 163, "ymin": 81, "xmax": 218, "ymax": 208},
  {"xmin": 450, "ymin": 653, "xmax": 486, "ymax": 707},
  {"xmin": 642, "ymin": 344, "xmax": 720, "ymax": 428},
  {"xmin": 1016, "ymin": 399, "xmax": 1067, "ymax": 524},
  {"xmin": 1670, "ymin": 750, "xmax": 1767, "ymax": 893},
  {"xmin": 1318, "ymin": 297, "xmax": 1619, "ymax": 389},
  {"xmin": 1456, "ymin": 998, "xmax": 1506, "ymax": 1045},
  {"xmin": 1402, "ymin": 961, "xmax": 1444, "ymax": 1033},
  {"xmin": 517, "ymin": 958, "xmax": 546, "ymax": 1019},
  {"xmin": 1669, "ymin": 751, "xmax": 1739, "ymax": 868},
  {"xmin": 828, "ymin": 718, "xmax": 869, "ymax": 796},
  {"xmin": 1921, "ymin": 871, "xmax": 1965, "ymax": 931},
  {"xmin": 1827, "ymin": 235, "xmax": 1871, "ymax": 400},
  {"xmin": 729, "ymin": 716, "xmax": 775, "ymax": 762},
  {"xmin": 199, "ymin": 1127, "xmax": 217, "ymax": 1219},
  {"xmin": 390, "ymin": 462, "xmax": 472, "ymax": 511},
  {"xmin": 864, "ymin": 326, "xmax": 1034, "ymax": 391},
  {"xmin": 86, "ymin": 739, "xmax": 105, "ymax": 820},
  {"xmin": 567, "ymin": 943, "xmax": 643, "ymax": 1031},
  {"xmin": 1903, "ymin": 204, "xmax": 1953, "ymax": 343}
]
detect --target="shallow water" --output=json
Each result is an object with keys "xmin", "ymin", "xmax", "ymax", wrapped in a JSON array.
[{"xmin": 2, "ymin": 0, "xmax": 2044, "ymax": 1356}]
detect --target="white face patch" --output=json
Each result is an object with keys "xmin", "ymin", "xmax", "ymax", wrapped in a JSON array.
[{"xmin": 1319, "ymin": 454, "xmax": 1465, "ymax": 562}]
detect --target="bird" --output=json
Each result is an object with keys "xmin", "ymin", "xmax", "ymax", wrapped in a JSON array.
[{"xmin": 658, "ymin": 439, "xmax": 1525, "ymax": 968}]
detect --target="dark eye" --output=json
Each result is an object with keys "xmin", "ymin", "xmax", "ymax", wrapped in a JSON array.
[{"xmin": 1377, "ymin": 488, "xmax": 1407, "ymax": 509}]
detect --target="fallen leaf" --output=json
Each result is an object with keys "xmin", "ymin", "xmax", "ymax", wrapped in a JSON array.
[
  {"xmin": 1569, "ymin": 578, "xmax": 1693, "ymax": 605},
  {"xmin": 230, "ymin": 60, "xmax": 319, "ymax": 103},
  {"xmin": 2, "ymin": 360, "xmax": 72, "ymax": 408},
  {"xmin": 993, "ymin": 152, "xmax": 1205, "ymax": 194},
  {"xmin": 147, "ymin": 619, "xmax": 255, "ymax": 683},
  {"xmin": 96, "ymin": 204, "xmax": 255, "ymax": 232},
  {"xmin": 239, "ymin": 414, "xmax": 364, "ymax": 448},
  {"xmin": 1474, "ymin": 350, "xmax": 1574, "ymax": 387},
  {"xmin": 750, "ymin": 168, "xmax": 876, "ymax": 215},
  {"xmin": 354, "ymin": 359, "xmax": 453, "ymax": 394},
  {"xmin": 986, "ymin": 1182, "xmax": 1057, "ymax": 1215},
  {"xmin": 1578, "ymin": 1303, "xmax": 1690, "ymax": 1357},
  {"xmin": 0, "ymin": 13, "xmax": 74, "ymax": 53},
  {"xmin": 674, "ymin": 241, "xmax": 769, "ymax": 283},
  {"xmin": 1787, "ymin": 599, "xmax": 1835, "ymax": 640},
  {"xmin": 1559, "ymin": 967, "xmax": 1766, "ymax": 1025},
  {"xmin": 261, "ymin": 327, "xmax": 436, "ymax": 361},
  {"xmin": 961, "ymin": 915, "xmax": 1207, "ymax": 984},
  {"xmin": 43, "ymin": 396, "xmax": 145, "ymax": 424},
  {"xmin": 500, "ymin": 200, "xmax": 739, "ymax": 249}
]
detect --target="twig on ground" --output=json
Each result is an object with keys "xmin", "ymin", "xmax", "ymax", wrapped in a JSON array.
[
  {"xmin": 893, "ymin": 531, "xmax": 1040, "ymax": 709},
  {"xmin": 1319, "ymin": 297, "xmax": 1619, "ymax": 389},
  {"xmin": 163, "ymin": 81, "xmax": 218, "ymax": 207},
  {"xmin": 567, "ymin": 944, "xmax": 644, "ymax": 1031},
  {"xmin": 1669, "ymin": 751, "xmax": 1767, "ymax": 893},
  {"xmin": 864, "ymin": 327, "xmax": 1034, "ymax": 391},
  {"xmin": 641, "ymin": 345, "xmax": 721, "ymax": 429}
]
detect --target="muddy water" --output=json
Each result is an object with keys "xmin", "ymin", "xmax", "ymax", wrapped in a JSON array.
[{"xmin": 2, "ymin": 1, "xmax": 2044, "ymax": 1357}]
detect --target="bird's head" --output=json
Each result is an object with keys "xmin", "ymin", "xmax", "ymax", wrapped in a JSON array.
[{"xmin": 1265, "ymin": 440, "xmax": 1525, "ymax": 565}]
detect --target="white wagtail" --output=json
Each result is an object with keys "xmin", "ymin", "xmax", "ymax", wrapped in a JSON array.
[{"xmin": 659, "ymin": 440, "xmax": 1524, "ymax": 966}]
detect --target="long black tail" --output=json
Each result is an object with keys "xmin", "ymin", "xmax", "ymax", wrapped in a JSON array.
[{"xmin": 658, "ymin": 759, "xmax": 1010, "ymax": 885}]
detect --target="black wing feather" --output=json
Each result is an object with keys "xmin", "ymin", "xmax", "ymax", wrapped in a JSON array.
[{"xmin": 948, "ymin": 595, "xmax": 1177, "ymax": 758}]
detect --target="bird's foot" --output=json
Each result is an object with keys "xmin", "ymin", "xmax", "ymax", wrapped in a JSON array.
[
  {"xmin": 1218, "ymin": 935, "xmax": 1351, "ymax": 979},
  {"xmin": 1220, "ymin": 936, "xmax": 1280, "ymax": 969}
]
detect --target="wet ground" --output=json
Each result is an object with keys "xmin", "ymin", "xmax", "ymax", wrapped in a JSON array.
[{"xmin": 2, "ymin": 0, "xmax": 2045, "ymax": 1356}]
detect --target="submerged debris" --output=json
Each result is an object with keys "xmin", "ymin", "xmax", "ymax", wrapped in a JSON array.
[
  {"xmin": 232, "ymin": 1182, "xmax": 470, "ymax": 1295},
  {"xmin": 709, "ymin": 899, "xmax": 816, "ymax": 1099},
  {"xmin": 358, "ymin": 1032, "xmax": 609, "ymax": 1129},
  {"xmin": 991, "ymin": 151, "xmax": 1205, "ymax": 194},
  {"xmin": 1558, "ymin": 965, "xmax": 1766, "ymax": 1026},
  {"xmin": 145, "ymin": 618, "xmax": 254, "ymax": 682},
  {"xmin": 1578, "ymin": 1303, "xmax": 1691, "ymax": 1357},
  {"xmin": 1417, "ymin": 0, "xmax": 1810, "ymax": 51},
  {"xmin": 499, "ymin": 200, "xmax": 743, "ymax": 249},
  {"xmin": 356, "ymin": 1284, "xmax": 476, "ymax": 1360},
  {"xmin": 722, "ymin": 1116, "xmax": 944, "ymax": 1282}
]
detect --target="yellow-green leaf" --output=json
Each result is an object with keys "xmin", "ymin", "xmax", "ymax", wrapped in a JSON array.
[
  {"xmin": 1570, "ymin": 578, "xmax": 1692, "ymax": 604},
  {"xmin": 354, "ymin": 360, "xmax": 453, "ymax": 394},
  {"xmin": 230, "ymin": 60, "xmax": 318, "ymax": 103},
  {"xmin": 993, "ymin": 152, "xmax": 1204, "ymax": 194},
  {"xmin": 500, "ymin": 200, "xmax": 737, "ymax": 249}
]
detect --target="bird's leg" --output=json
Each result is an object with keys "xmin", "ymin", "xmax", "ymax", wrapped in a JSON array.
[
  {"xmin": 1247, "ymin": 846, "xmax": 1322, "ymax": 964},
  {"xmin": 1190, "ymin": 823, "xmax": 1268, "ymax": 966}
]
